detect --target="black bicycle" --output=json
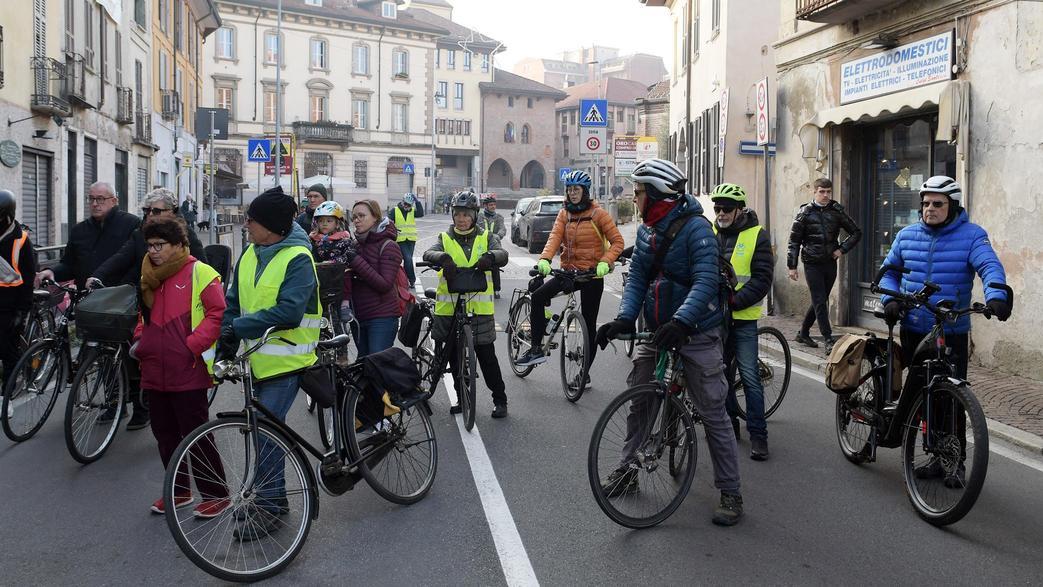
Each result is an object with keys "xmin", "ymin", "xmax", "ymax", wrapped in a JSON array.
[
  {"xmin": 164, "ymin": 327, "xmax": 437, "ymax": 582},
  {"xmin": 835, "ymin": 265, "xmax": 1013, "ymax": 526},
  {"xmin": 729, "ymin": 326, "xmax": 792, "ymax": 421}
]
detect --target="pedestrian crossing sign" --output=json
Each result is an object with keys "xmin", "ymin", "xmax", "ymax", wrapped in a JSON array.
[
  {"xmin": 580, "ymin": 99, "xmax": 608, "ymax": 128},
  {"xmin": 247, "ymin": 138, "xmax": 271, "ymax": 162}
]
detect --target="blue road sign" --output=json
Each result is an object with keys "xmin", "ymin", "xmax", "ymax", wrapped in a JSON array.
[
  {"xmin": 559, "ymin": 167, "xmax": 571, "ymax": 181},
  {"xmin": 579, "ymin": 99, "xmax": 608, "ymax": 128},
  {"xmin": 403, "ymin": 162, "xmax": 415, "ymax": 174},
  {"xmin": 247, "ymin": 138, "xmax": 271, "ymax": 162}
]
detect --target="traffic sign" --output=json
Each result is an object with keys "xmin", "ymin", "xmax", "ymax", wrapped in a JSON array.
[
  {"xmin": 248, "ymin": 138, "xmax": 271, "ymax": 162},
  {"xmin": 756, "ymin": 78, "xmax": 770, "ymax": 146},
  {"xmin": 271, "ymin": 138, "xmax": 291, "ymax": 157},
  {"xmin": 265, "ymin": 155, "xmax": 293, "ymax": 176},
  {"xmin": 579, "ymin": 99, "xmax": 608, "ymax": 128},
  {"xmin": 559, "ymin": 168, "xmax": 571, "ymax": 181},
  {"xmin": 403, "ymin": 162, "xmax": 415, "ymax": 174},
  {"xmin": 580, "ymin": 127, "xmax": 607, "ymax": 154}
]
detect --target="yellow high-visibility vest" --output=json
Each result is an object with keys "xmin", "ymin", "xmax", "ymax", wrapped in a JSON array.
[
  {"xmin": 394, "ymin": 207, "xmax": 417, "ymax": 242},
  {"xmin": 189, "ymin": 261, "xmax": 221, "ymax": 375},
  {"xmin": 715, "ymin": 224, "xmax": 764, "ymax": 320},
  {"xmin": 434, "ymin": 231, "xmax": 494, "ymax": 317}
]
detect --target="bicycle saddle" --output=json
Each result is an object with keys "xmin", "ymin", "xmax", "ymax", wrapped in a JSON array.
[{"xmin": 317, "ymin": 334, "xmax": 351, "ymax": 349}]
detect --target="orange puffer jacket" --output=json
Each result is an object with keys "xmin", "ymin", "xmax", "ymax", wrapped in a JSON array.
[{"xmin": 539, "ymin": 202, "xmax": 625, "ymax": 271}]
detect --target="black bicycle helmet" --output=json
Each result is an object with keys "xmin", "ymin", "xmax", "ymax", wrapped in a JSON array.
[
  {"xmin": 0, "ymin": 190, "xmax": 16, "ymax": 228},
  {"xmin": 451, "ymin": 190, "xmax": 480, "ymax": 210}
]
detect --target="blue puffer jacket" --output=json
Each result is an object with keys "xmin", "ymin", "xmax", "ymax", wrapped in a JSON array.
[
  {"xmin": 879, "ymin": 210, "xmax": 1006, "ymax": 334},
  {"xmin": 617, "ymin": 194, "xmax": 724, "ymax": 333}
]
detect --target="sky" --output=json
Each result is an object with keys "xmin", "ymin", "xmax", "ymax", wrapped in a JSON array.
[{"xmin": 427, "ymin": 0, "xmax": 674, "ymax": 72}]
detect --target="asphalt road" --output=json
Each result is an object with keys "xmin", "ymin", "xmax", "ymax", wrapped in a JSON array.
[{"xmin": 2, "ymin": 213, "xmax": 1042, "ymax": 585}]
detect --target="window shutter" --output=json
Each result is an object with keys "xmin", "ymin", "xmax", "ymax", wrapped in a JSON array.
[{"xmin": 34, "ymin": 0, "xmax": 46, "ymax": 58}]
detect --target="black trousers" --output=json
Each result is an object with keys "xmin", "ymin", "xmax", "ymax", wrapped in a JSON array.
[
  {"xmin": 530, "ymin": 276, "xmax": 604, "ymax": 368},
  {"xmin": 899, "ymin": 329, "xmax": 970, "ymax": 458},
  {"xmin": 446, "ymin": 339, "xmax": 507, "ymax": 406},
  {"xmin": 0, "ymin": 311, "xmax": 23, "ymax": 385},
  {"xmin": 491, "ymin": 267, "xmax": 501, "ymax": 293},
  {"xmin": 801, "ymin": 259, "xmax": 838, "ymax": 338}
]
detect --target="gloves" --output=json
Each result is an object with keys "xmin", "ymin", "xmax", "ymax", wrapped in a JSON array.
[
  {"xmin": 537, "ymin": 259, "xmax": 551, "ymax": 276},
  {"xmin": 987, "ymin": 299, "xmax": 1012, "ymax": 321},
  {"xmin": 595, "ymin": 319, "xmax": 635, "ymax": 350},
  {"xmin": 596, "ymin": 261, "xmax": 611, "ymax": 278},
  {"xmin": 652, "ymin": 320, "xmax": 688, "ymax": 351},
  {"xmin": 85, "ymin": 277, "xmax": 104, "ymax": 290},
  {"xmin": 882, "ymin": 300, "xmax": 903, "ymax": 326},
  {"xmin": 475, "ymin": 252, "xmax": 494, "ymax": 272},
  {"xmin": 215, "ymin": 325, "xmax": 239, "ymax": 363}
]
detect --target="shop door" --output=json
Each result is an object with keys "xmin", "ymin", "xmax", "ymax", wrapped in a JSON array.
[
  {"xmin": 115, "ymin": 150, "xmax": 129, "ymax": 210},
  {"xmin": 21, "ymin": 149, "xmax": 53, "ymax": 247},
  {"xmin": 83, "ymin": 137, "xmax": 97, "ymax": 219}
]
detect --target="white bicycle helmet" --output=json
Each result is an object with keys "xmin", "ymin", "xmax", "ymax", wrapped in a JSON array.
[
  {"xmin": 630, "ymin": 158, "xmax": 687, "ymax": 197},
  {"xmin": 919, "ymin": 175, "xmax": 962, "ymax": 203},
  {"xmin": 313, "ymin": 200, "xmax": 346, "ymax": 220}
]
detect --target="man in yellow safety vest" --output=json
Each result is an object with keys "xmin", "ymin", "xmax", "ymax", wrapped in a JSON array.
[
  {"xmin": 711, "ymin": 183, "xmax": 775, "ymax": 461},
  {"xmin": 391, "ymin": 192, "xmax": 424, "ymax": 288}
]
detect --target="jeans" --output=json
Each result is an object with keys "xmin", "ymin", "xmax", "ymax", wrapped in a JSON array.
[
  {"xmin": 356, "ymin": 317, "xmax": 399, "ymax": 358},
  {"xmin": 724, "ymin": 320, "xmax": 767, "ymax": 439},
  {"xmin": 801, "ymin": 259, "xmax": 838, "ymax": 338},
  {"xmin": 398, "ymin": 240, "xmax": 416, "ymax": 287},
  {"xmin": 254, "ymin": 373, "xmax": 300, "ymax": 511},
  {"xmin": 529, "ymin": 276, "xmax": 605, "ymax": 369}
]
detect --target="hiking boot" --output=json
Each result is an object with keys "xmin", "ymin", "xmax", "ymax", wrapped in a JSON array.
[
  {"xmin": 731, "ymin": 419, "xmax": 741, "ymax": 441},
  {"xmin": 795, "ymin": 332, "xmax": 819, "ymax": 348},
  {"xmin": 750, "ymin": 437, "xmax": 770, "ymax": 461},
  {"xmin": 194, "ymin": 498, "xmax": 231, "ymax": 519},
  {"xmin": 449, "ymin": 404, "xmax": 462, "ymax": 415},
  {"xmin": 491, "ymin": 404, "xmax": 508, "ymax": 419},
  {"xmin": 151, "ymin": 493, "xmax": 193, "ymax": 515},
  {"xmin": 127, "ymin": 410, "xmax": 150, "ymax": 431},
  {"xmin": 600, "ymin": 466, "xmax": 639, "ymax": 498},
  {"xmin": 914, "ymin": 457, "xmax": 946, "ymax": 480},
  {"xmin": 515, "ymin": 349, "xmax": 547, "ymax": 367},
  {"xmin": 712, "ymin": 492, "xmax": 744, "ymax": 526},
  {"xmin": 944, "ymin": 463, "xmax": 967, "ymax": 489}
]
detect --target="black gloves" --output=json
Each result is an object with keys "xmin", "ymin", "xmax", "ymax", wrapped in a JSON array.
[
  {"xmin": 595, "ymin": 319, "xmax": 635, "ymax": 350},
  {"xmin": 652, "ymin": 320, "xmax": 688, "ymax": 351},
  {"xmin": 475, "ymin": 252, "xmax": 495, "ymax": 271},
  {"xmin": 215, "ymin": 325, "xmax": 239, "ymax": 363},
  {"xmin": 883, "ymin": 300, "xmax": 903, "ymax": 326},
  {"xmin": 987, "ymin": 299, "xmax": 1012, "ymax": 321}
]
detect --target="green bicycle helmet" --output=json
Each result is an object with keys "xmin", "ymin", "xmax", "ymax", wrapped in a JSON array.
[{"xmin": 709, "ymin": 183, "xmax": 747, "ymax": 206}]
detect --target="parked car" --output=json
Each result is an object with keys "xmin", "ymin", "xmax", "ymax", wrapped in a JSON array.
[
  {"xmin": 510, "ymin": 197, "xmax": 535, "ymax": 245},
  {"xmin": 515, "ymin": 196, "xmax": 565, "ymax": 254}
]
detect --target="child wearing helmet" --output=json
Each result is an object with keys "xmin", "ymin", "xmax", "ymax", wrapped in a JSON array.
[{"xmin": 309, "ymin": 200, "xmax": 356, "ymax": 324}]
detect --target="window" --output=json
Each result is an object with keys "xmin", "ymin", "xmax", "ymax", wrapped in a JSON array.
[
  {"xmin": 453, "ymin": 82, "xmax": 463, "ymax": 110},
  {"xmin": 84, "ymin": 0, "xmax": 94, "ymax": 67},
  {"xmin": 393, "ymin": 49, "xmax": 408, "ymax": 77},
  {"xmin": 436, "ymin": 81, "xmax": 447, "ymax": 108},
  {"xmin": 216, "ymin": 27, "xmax": 234, "ymax": 59},
  {"xmin": 354, "ymin": 160, "xmax": 368, "ymax": 188},
  {"xmin": 463, "ymin": 51, "xmax": 471, "ymax": 71},
  {"xmin": 65, "ymin": 0, "xmax": 74, "ymax": 53},
  {"xmin": 527, "ymin": 97, "xmax": 533, "ymax": 108},
  {"xmin": 570, "ymin": 110, "xmax": 576, "ymax": 124},
  {"xmin": 304, "ymin": 0, "xmax": 322, "ymax": 5},
  {"xmin": 507, "ymin": 96, "xmax": 514, "ymax": 108},
  {"xmin": 521, "ymin": 124, "xmax": 531, "ymax": 144},
  {"xmin": 100, "ymin": 12, "xmax": 107, "ymax": 80},
  {"xmin": 617, "ymin": 108, "xmax": 624, "ymax": 122},
  {"xmin": 158, "ymin": 51, "xmax": 168, "ymax": 90},
  {"xmin": 560, "ymin": 114, "xmax": 567, "ymax": 135},
  {"xmin": 134, "ymin": 0, "xmax": 146, "ymax": 28},
  {"xmin": 303, "ymin": 152, "xmax": 332, "ymax": 178},
  {"xmin": 352, "ymin": 97, "xmax": 369, "ymax": 129},
  {"xmin": 392, "ymin": 102, "xmax": 407, "ymax": 133},
  {"xmin": 310, "ymin": 38, "xmax": 327, "ymax": 69},
  {"xmin": 115, "ymin": 31, "xmax": 122, "ymax": 85},
  {"xmin": 135, "ymin": 60, "xmax": 143, "ymax": 112},
  {"xmin": 216, "ymin": 86, "xmax": 233, "ymax": 115},
  {"xmin": 692, "ymin": 4, "xmax": 700, "ymax": 55},
  {"xmin": 263, "ymin": 89, "xmax": 276, "ymax": 122},
  {"xmin": 446, "ymin": 49, "xmax": 455, "ymax": 69},
  {"xmin": 382, "ymin": 1, "xmax": 397, "ymax": 18},
  {"xmin": 712, "ymin": 0, "xmax": 721, "ymax": 33},
  {"xmin": 310, "ymin": 95, "xmax": 327, "ymax": 122},
  {"xmin": 436, "ymin": 119, "xmax": 445, "ymax": 134},
  {"xmin": 563, "ymin": 137, "xmax": 569, "ymax": 157},
  {"xmin": 158, "ymin": 0, "xmax": 167, "ymax": 33},
  {"xmin": 353, "ymin": 44, "xmax": 369, "ymax": 75},
  {"xmin": 264, "ymin": 32, "xmax": 279, "ymax": 64},
  {"xmin": 481, "ymin": 52, "xmax": 490, "ymax": 72},
  {"xmin": 504, "ymin": 122, "xmax": 515, "ymax": 143},
  {"xmin": 173, "ymin": 0, "xmax": 181, "ymax": 51}
]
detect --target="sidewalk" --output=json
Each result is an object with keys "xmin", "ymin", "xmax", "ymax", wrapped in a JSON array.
[{"xmin": 761, "ymin": 312, "xmax": 1043, "ymax": 455}]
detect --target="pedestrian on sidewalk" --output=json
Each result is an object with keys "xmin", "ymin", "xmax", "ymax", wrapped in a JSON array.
[
  {"xmin": 786, "ymin": 178, "xmax": 861, "ymax": 351},
  {"xmin": 134, "ymin": 216, "xmax": 229, "ymax": 518},
  {"xmin": 710, "ymin": 184, "xmax": 774, "ymax": 461},
  {"xmin": 347, "ymin": 199, "xmax": 403, "ymax": 357},
  {"xmin": 180, "ymin": 196, "xmax": 198, "ymax": 229},
  {"xmin": 0, "ymin": 190, "xmax": 36, "ymax": 387},
  {"xmin": 390, "ymin": 193, "xmax": 424, "ymax": 288},
  {"xmin": 479, "ymin": 194, "xmax": 507, "ymax": 298},
  {"xmin": 296, "ymin": 184, "xmax": 329, "ymax": 234}
]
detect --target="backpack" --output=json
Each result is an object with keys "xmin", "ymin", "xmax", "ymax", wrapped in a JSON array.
[
  {"xmin": 380, "ymin": 240, "xmax": 417, "ymax": 316},
  {"xmin": 648, "ymin": 215, "xmax": 739, "ymax": 323}
]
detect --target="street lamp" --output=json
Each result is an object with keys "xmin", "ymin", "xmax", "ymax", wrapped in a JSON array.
[
  {"xmin": 587, "ymin": 60, "xmax": 600, "ymax": 201},
  {"xmin": 430, "ymin": 90, "xmax": 444, "ymax": 207}
]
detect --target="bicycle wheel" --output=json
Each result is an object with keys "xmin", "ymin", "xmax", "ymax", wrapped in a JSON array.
[
  {"xmin": 317, "ymin": 405, "xmax": 335, "ymax": 450},
  {"xmin": 164, "ymin": 418, "xmax": 314, "ymax": 582},
  {"xmin": 64, "ymin": 347, "xmax": 124, "ymax": 464},
  {"xmin": 732, "ymin": 326, "xmax": 792, "ymax": 420},
  {"xmin": 345, "ymin": 387, "xmax": 438, "ymax": 505},
  {"xmin": 22, "ymin": 309, "xmax": 55, "ymax": 349},
  {"xmin": 835, "ymin": 356, "xmax": 878, "ymax": 465},
  {"xmin": 901, "ymin": 381, "xmax": 989, "ymax": 526},
  {"xmin": 506, "ymin": 297, "xmax": 535, "ymax": 377},
  {"xmin": 559, "ymin": 310, "xmax": 589, "ymax": 402},
  {"xmin": 412, "ymin": 308, "xmax": 439, "ymax": 395},
  {"xmin": 207, "ymin": 384, "xmax": 220, "ymax": 407},
  {"xmin": 457, "ymin": 324, "xmax": 477, "ymax": 431},
  {"xmin": 2, "ymin": 339, "xmax": 66, "ymax": 442},
  {"xmin": 667, "ymin": 407, "xmax": 691, "ymax": 478},
  {"xmin": 588, "ymin": 385, "xmax": 697, "ymax": 529}
]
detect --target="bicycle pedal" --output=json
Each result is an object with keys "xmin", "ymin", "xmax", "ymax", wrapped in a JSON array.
[{"xmin": 548, "ymin": 342, "xmax": 558, "ymax": 350}]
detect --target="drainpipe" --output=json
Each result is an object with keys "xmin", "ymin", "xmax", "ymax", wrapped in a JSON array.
[
  {"xmin": 684, "ymin": 0, "xmax": 693, "ymax": 183},
  {"xmin": 252, "ymin": 11, "xmax": 261, "ymax": 121}
]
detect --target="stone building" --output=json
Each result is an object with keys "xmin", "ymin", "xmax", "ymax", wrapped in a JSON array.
[{"xmin": 636, "ymin": 79, "xmax": 671, "ymax": 161}]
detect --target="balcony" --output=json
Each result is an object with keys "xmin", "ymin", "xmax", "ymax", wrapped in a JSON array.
[
  {"xmin": 116, "ymin": 87, "xmax": 133, "ymax": 124},
  {"xmin": 133, "ymin": 111, "xmax": 155, "ymax": 147},
  {"xmin": 161, "ymin": 90, "xmax": 180, "ymax": 121},
  {"xmin": 62, "ymin": 54, "xmax": 94, "ymax": 109},
  {"xmin": 796, "ymin": 0, "xmax": 903, "ymax": 23},
  {"xmin": 30, "ymin": 57, "xmax": 71, "ymax": 115},
  {"xmin": 292, "ymin": 121, "xmax": 352, "ymax": 145}
]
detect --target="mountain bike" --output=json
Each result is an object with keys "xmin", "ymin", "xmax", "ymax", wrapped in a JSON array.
[
  {"xmin": 164, "ymin": 327, "xmax": 437, "ymax": 582},
  {"xmin": 835, "ymin": 264, "xmax": 1013, "ymax": 526},
  {"xmin": 729, "ymin": 326, "xmax": 792, "ymax": 420}
]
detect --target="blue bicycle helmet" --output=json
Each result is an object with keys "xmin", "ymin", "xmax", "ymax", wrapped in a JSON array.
[{"xmin": 563, "ymin": 170, "xmax": 593, "ymax": 212}]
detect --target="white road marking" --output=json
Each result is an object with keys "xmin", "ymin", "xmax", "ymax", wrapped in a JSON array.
[
  {"xmin": 511, "ymin": 256, "xmax": 536, "ymax": 268},
  {"xmin": 442, "ymin": 371, "xmax": 540, "ymax": 587}
]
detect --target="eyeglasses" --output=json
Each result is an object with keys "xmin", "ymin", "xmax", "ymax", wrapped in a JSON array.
[
  {"xmin": 920, "ymin": 200, "xmax": 947, "ymax": 209},
  {"xmin": 146, "ymin": 241, "xmax": 169, "ymax": 252},
  {"xmin": 88, "ymin": 196, "xmax": 114, "ymax": 203},
  {"xmin": 351, "ymin": 213, "xmax": 368, "ymax": 221},
  {"xmin": 713, "ymin": 206, "xmax": 738, "ymax": 214},
  {"xmin": 142, "ymin": 207, "xmax": 172, "ymax": 216}
]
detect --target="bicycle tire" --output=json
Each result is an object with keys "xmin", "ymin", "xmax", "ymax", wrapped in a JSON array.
[
  {"xmin": 506, "ymin": 297, "xmax": 535, "ymax": 378},
  {"xmin": 560, "ymin": 309, "xmax": 589, "ymax": 402},
  {"xmin": 345, "ymin": 386, "xmax": 438, "ymax": 505},
  {"xmin": 64, "ymin": 346, "xmax": 124, "ymax": 464},
  {"xmin": 835, "ymin": 356, "xmax": 878, "ymax": 465},
  {"xmin": 901, "ymin": 381, "xmax": 989, "ymax": 526},
  {"xmin": 733, "ymin": 326, "xmax": 792, "ymax": 421},
  {"xmin": 207, "ymin": 384, "xmax": 219, "ymax": 407},
  {"xmin": 164, "ymin": 418, "xmax": 314, "ymax": 582},
  {"xmin": 667, "ymin": 408, "xmax": 691, "ymax": 478},
  {"xmin": 411, "ymin": 308, "xmax": 439, "ymax": 395},
  {"xmin": 317, "ymin": 405, "xmax": 335, "ymax": 450},
  {"xmin": 2, "ymin": 339, "xmax": 66, "ymax": 442},
  {"xmin": 587, "ymin": 385, "xmax": 697, "ymax": 529},
  {"xmin": 458, "ymin": 324, "xmax": 477, "ymax": 432}
]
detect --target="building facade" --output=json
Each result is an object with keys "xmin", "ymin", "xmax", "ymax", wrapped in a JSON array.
[
  {"xmin": 514, "ymin": 49, "xmax": 667, "ymax": 90},
  {"xmin": 775, "ymin": 0, "xmax": 1043, "ymax": 377}
]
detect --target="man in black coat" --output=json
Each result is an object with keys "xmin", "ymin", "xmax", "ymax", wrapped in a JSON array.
[
  {"xmin": 296, "ymin": 184, "xmax": 329, "ymax": 233},
  {"xmin": 786, "ymin": 178, "xmax": 861, "ymax": 350},
  {"xmin": 0, "ymin": 190, "xmax": 36, "ymax": 385}
]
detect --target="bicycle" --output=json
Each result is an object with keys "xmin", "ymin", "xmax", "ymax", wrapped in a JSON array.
[
  {"xmin": 63, "ymin": 334, "xmax": 132, "ymax": 464},
  {"xmin": 410, "ymin": 261, "xmax": 487, "ymax": 431},
  {"xmin": 505, "ymin": 268, "xmax": 597, "ymax": 402},
  {"xmin": 2, "ymin": 280, "xmax": 88, "ymax": 442},
  {"xmin": 587, "ymin": 331, "xmax": 698, "ymax": 529},
  {"xmin": 834, "ymin": 264, "xmax": 1013, "ymax": 526},
  {"xmin": 164, "ymin": 326, "xmax": 437, "ymax": 582},
  {"xmin": 728, "ymin": 326, "xmax": 792, "ymax": 421}
]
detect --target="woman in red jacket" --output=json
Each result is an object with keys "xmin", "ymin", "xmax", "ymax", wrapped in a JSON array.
[
  {"xmin": 346, "ymin": 199, "xmax": 403, "ymax": 357},
  {"xmin": 134, "ymin": 217, "xmax": 229, "ymax": 518}
]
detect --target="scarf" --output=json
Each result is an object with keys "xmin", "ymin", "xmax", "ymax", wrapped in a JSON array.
[
  {"xmin": 643, "ymin": 199, "xmax": 676, "ymax": 226},
  {"xmin": 140, "ymin": 246, "xmax": 190, "ymax": 308}
]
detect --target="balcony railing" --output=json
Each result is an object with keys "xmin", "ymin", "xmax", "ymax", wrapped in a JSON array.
[
  {"xmin": 161, "ymin": 90, "xmax": 180, "ymax": 121},
  {"xmin": 292, "ymin": 120, "xmax": 352, "ymax": 144},
  {"xmin": 116, "ymin": 87, "xmax": 133, "ymax": 124},
  {"xmin": 63, "ymin": 54, "xmax": 93, "ymax": 108},
  {"xmin": 134, "ymin": 111, "xmax": 154, "ymax": 146},
  {"xmin": 30, "ymin": 57, "xmax": 71, "ymax": 115},
  {"xmin": 796, "ymin": 0, "xmax": 901, "ymax": 23}
]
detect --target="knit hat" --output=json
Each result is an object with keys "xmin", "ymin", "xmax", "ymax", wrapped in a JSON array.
[
  {"xmin": 307, "ymin": 184, "xmax": 329, "ymax": 200},
  {"xmin": 247, "ymin": 187, "xmax": 298, "ymax": 236}
]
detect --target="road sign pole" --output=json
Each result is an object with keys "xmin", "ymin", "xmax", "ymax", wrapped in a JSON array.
[
  {"xmin": 274, "ymin": 0, "xmax": 283, "ymax": 189},
  {"xmin": 209, "ymin": 110, "xmax": 217, "ymax": 245}
]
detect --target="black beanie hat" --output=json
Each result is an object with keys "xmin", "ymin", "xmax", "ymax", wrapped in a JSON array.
[
  {"xmin": 248, "ymin": 187, "xmax": 298, "ymax": 236},
  {"xmin": 307, "ymin": 184, "xmax": 328, "ymax": 200}
]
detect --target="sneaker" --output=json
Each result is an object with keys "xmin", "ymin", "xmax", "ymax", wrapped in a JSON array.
[
  {"xmin": 233, "ymin": 509, "xmax": 283, "ymax": 543},
  {"xmin": 731, "ymin": 419, "xmax": 741, "ymax": 441},
  {"xmin": 449, "ymin": 404, "xmax": 462, "ymax": 415},
  {"xmin": 127, "ymin": 410, "xmax": 150, "ymax": 431},
  {"xmin": 600, "ymin": 466, "xmax": 639, "ymax": 498},
  {"xmin": 193, "ymin": 498, "xmax": 231, "ymax": 519},
  {"xmin": 712, "ymin": 492, "xmax": 744, "ymax": 526},
  {"xmin": 491, "ymin": 404, "xmax": 508, "ymax": 419},
  {"xmin": 151, "ymin": 493, "xmax": 193, "ymax": 515},
  {"xmin": 944, "ymin": 463, "xmax": 967, "ymax": 489},
  {"xmin": 750, "ymin": 437, "xmax": 770, "ymax": 461},
  {"xmin": 795, "ymin": 332, "xmax": 819, "ymax": 348},
  {"xmin": 515, "ymin": 349, "xmax": 548, "ymax": 367},
  {"xmin": 494, "ymin": 292, "xmax": 501, "ymax": 300},
  {"xmin": 824, "ymin": 336, "xmax": 838, "ymax": 353},
  {"xmin": 914, "ymin": 457, "xmax": 945, "ymax": 480}
]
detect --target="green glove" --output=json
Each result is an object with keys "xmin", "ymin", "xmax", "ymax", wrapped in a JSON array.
[
  {"xmin": 537, "ymin": 259, "xmax": 551, "ymax": 276},
  {"xmin": 596, "ymin": 261, "xmax": 611, "ymax": 278}
]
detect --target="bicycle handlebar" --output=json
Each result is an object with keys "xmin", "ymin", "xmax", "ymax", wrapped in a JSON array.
[
  {"xmin": 213, "ymin": 325, "xmax": 298, "ymax": 381},
  {"xmin": 615, "ymin": 331, "xmax": 654, "ymax": 342},
  {"xmin": 872, "ymin": 264, "xmax": 1015, "ymax": 322}
]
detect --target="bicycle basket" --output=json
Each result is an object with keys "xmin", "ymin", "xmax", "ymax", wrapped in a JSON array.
[
  {"xmin": 76, "ymin": 284, "xmax": 139, "ymax": 343},
  {"xmin": 316, "ymin": 262, "xmax": 346, "ymax": 305},
  {"xmin": 447, "ymin": 268, "xmax": 488, "ymax": 294}
]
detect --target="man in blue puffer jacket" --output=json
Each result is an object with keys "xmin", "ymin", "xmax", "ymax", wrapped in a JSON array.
[{"xmin": 595, "ymin": 158, "xmax": 742, "ymax": 527}]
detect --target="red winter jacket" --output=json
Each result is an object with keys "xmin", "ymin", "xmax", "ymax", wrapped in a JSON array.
[
  {"xmin": 348, "ymin": 219, "xmax": 403, "ymax": 320},
  {"xmin": 134, "ymin": 258, "xmax": 226, "ymax": 392}
]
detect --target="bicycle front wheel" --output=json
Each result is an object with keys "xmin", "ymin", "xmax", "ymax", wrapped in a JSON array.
[
  {"xmin": 64, "ymin": 347, "xmax": 124, "ymax": 464},
  {"xmin": 559, "ymin": 310, "xmax": 589, "ymax": 402},
  {"xmin": 901, "ymin": 381, "xmax": 989, "ymax": 526},
  {"xmin": 506, "ymin": 296, "xmax": 535, "ymax": 378},
  {"xmin": 2, "ymin": 339, "xmax": 66, "ymax": 442},
  {"xmin": 733, "ymin": 326, "xmax": 792, "ymax": 420},
  {"xmin": 164, "ymin": 418, "xmax": 314, "ymax": 582},
  {"xmin": 457, "ymin": 324, "xmax": 478, "ymax": 431},
  {"xmin": 588, "ymin": 385, "xmax": 697, "ymax": 529},
  {"xmin": 412, "ymin": 308, "xmax": 439, "ymax": 395},
  {"xmin": 317, "ymin": 405, "xmax": 335, "ymax": 450}
]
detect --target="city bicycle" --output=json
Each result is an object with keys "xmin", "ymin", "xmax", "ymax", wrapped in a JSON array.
[
  {"xmin": 835, "ymin": 265, "xmax": 1013, "ymax": 526},
  {"xmin": 729, "ymin": 326, "xmax": 792, "ymax": 421},
  {"xmin": 64, "ymin": 335, "xmax": 132, "ymax": 464},
  {"xmin": 164, "ymin": 326, "xmax": 437, "ymax": 582}
]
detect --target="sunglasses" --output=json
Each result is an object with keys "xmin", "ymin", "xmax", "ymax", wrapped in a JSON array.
[
  {"xmin": 713, "ymin": 206, "xmax": 738, "ymax": 214},
  {"xmin": 142, "ymin": 207, "xmax": 171, "ymax": 216},
  {"xmin": 146, "ymin": 241, "xmax": 169, "ymax": 252},
  {"xmin": 920, "ymin": 200, "xmax": 947, "ymax": 209}
]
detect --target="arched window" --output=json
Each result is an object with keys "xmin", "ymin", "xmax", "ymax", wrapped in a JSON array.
[
  {"xmin": 521, "ymin": 124, "xmax": 531, "ymax": 144},
  {"xmin": 504, "ymin": 122, "xmax": 515, "ymax": 143}
]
